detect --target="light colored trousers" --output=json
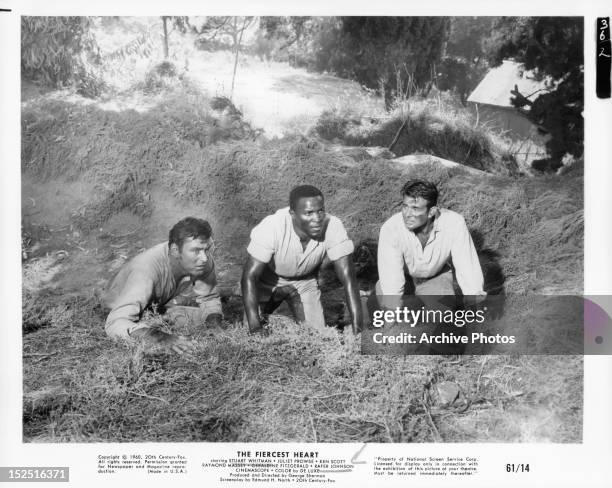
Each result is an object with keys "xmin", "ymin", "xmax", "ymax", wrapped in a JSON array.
[{"xmin": 244, "ymin": 273, "xmax": 326, "ymax": 331}]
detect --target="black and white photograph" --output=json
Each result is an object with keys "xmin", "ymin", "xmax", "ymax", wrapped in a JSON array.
[
  {"xmin": 18, "ymin": 14, "xmax": 586, "ymax": 443},
  {"xmin": 2, "ymin": 3, "xmax": 612, "ymax": 487}
]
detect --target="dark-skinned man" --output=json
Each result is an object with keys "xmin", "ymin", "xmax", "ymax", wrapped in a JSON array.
[
  {"xmin": 103, "ymin": 217, "xmax": 223, "ymax": 355},
  {"xmin": 241, "ymin": 185, "xmax": 363, "ymax": 338}
]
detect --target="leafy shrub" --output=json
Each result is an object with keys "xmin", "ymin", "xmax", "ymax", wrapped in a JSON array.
[
  {"xmin": 21, "ymin": 17, "xmax": 101, "ymax": 92},
  {"xmin": 140, "ymin": 61, "xmax": 181, "ymax": 93},
  {"xmin": 313, "ymin": 110, "xmax": 352, "ymax": 141}
]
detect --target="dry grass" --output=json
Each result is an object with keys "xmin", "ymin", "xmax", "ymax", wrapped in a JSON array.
[
  {"xmin": 313, "ymin": 96, "xmax": 519, "ymax": 176},
  {"xmin": 22, "ymin": 286, "xmax": 582, "ymax": 443}
]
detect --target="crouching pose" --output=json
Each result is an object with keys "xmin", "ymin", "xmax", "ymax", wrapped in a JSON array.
[
  {"xmin": 241, "ymin": 185, "xmax": 363, "ymax": 336},
  {"xmin": 374, "ymin": 179, "xmax": 485, "ymax": 303},
  {"xmin": 103, "ymin": 217, "xmax": 223, "ymax": 354},
  {"xmin": 369, "ymin": 180, "xmax": 486, "ymax": 354}
]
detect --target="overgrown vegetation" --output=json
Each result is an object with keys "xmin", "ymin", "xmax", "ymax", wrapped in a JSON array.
[
  {"xmin": 437, "ymin": 17, "xmax": 495, "ymax": 105},
  {"xmin": 259, "ymin": 16, "xmax": 584, "ymax": 171},
  {"xmin": 21, "ymin": 17, "xmax": 105, "ymax": 97},
  {"xmin": 22, "ymin": 78, "xmax": 582, "ymax": 294},
  {"xmin": 261, "ymin": 17, "xmax": 449, "ymax": 107},
  {"xmin": 23, "ymin": 300, "xmax": 582, "ymax": 442},
  {"xmin": 313, "ymin": 100, "xmax": 519, "ymax": 175},
  {"xmin": 485, "ymin": 17, "xmax": 584, "ymax": 170},
  {"xmin": 21, "ymin": 16, "xmax": 584, "ymax": 170}
]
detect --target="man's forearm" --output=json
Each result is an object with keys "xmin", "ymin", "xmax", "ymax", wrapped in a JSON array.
[
  {"xmin": 241, "ymin": 275, "xmax": 261, "ymax": 330},
  {"xmin": 344, "ymin": 282, "xmax": 364, "ymax": 334},
  {"xmin": 105, "ymin": 315, "xmax": 148, "ymax": 339},
  {"xmin": 334, "ymin": 256, "xmax": 364, "ymax": 334}
]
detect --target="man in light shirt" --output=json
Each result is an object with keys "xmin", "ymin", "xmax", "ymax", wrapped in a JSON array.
[
  {"xmin": 374, "ymin": 179, "xmax": 485, "ymax": 311},
  {"xmin": 103, "ymin": 217, "xmax": 223, "ymax": 354},
  {"xmin": 241, "ymin": 185, "xmax": 363, "ymax": 336}
]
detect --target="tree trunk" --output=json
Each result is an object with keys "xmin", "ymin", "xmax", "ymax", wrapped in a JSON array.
[
  {"xmin": 230, "ymin": 17, "xmax": 247, "ymax": 101},
  {"xmin": 162, "ymin": 16, "xmax": 169, "ymax": 59}
]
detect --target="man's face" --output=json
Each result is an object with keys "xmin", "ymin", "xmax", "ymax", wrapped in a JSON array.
[
  {"xmin": 172, "ymin": 236, "xmax": 214, "ymax": 276},
  {"xmin": 290, "ymin": 196, "xmax": 326, "ymax": 240},
  {"xmin": 401, "ymin": 195, "xmax": 435, "ymax": 231}
]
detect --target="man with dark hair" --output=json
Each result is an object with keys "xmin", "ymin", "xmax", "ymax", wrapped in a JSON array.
[
  {"xmin": 241, "ymin": 185, "xmax": 363, "ymax": 336},
  {"xmin": 375, "ymin": 179, "xmax": 485, "ymax": 310},
  {"xmin": 103, "ymin": 217, "xmax": 223, "ymax": 354},
  {"xmin": 288, "ymin": 185, "xmax": 324, "ymax": 211}
]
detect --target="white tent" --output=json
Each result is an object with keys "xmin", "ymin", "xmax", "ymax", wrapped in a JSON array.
[{"xmin": 468, "ymin": 60, "xmax": 550, "ymax": 141}]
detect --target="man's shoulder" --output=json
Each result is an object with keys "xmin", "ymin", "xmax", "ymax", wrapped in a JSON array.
[
  {"xmin": 437, "ymin": 208, "xmax": 466, "ymax": 227},
  {"xmin": 105, "ymin": 242, "xmax": 168, "ymax": 299},
  {"xmin": 259, "ymin": 207, "xmax": 290, "ymax": 224},
  {"xmin": 273, "ymin": 207, "xmax": 292, "ymax": 226},
  {"xmin": 322, "ymin": 213, "xmax": 349, "ymax": 240},
  {"xmin": 134, "ymin": 241, "xmax": 168, "ymax": 258},
  {"xmin": 126, "ymin": 242, "xmax": 169, "ymax": 272},
  {"xmin": 380, "ymin": 212, "xmax": 404, "ymax": 232},
  {"xmin": 252, "ymin": 207, "xmax": 290, "ymax": 234},
  {"xmin": 376, "ymin": 213, "xmax": 405, "ymax": 247},
  {"xmin": 325, "ymin": 212, "xmax": 345, "ymax": 228}
]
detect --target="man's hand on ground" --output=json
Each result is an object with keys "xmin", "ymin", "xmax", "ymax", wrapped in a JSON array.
[
  {"xmin": 131, "ymin": 328, "xmax": 198, "ymax": 355},
  {"xmin": 249, "ymin": 326, "xmax": 271, "ymax": 337},
  {"xmin": 248, "ymin": 316, "xmax": 271, "ymax": 337}
]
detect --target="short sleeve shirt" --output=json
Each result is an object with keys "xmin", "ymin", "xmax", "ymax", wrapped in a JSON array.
[{"xmin": 247, "ymin": 207, "xmax": 354, "ymax": 278}]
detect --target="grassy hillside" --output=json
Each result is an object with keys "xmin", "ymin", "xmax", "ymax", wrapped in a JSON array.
[
  {"xmin": 22, "ymin": 77, "xmax": 582, "ymax": 293},
  {"xmin": 313, "ymin": 100, "xmax": 520, "ymax": 176},
  {"xmin": 21, "ymin": 70, "xmax": 583, "ymax": 443}
]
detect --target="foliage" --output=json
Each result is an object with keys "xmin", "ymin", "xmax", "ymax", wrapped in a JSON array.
[
  {"xmin": 101, "ymin": 29, "xmax": 155, "ymax": 63},
  {"xmin": 318, "ymin": 18, "xmax": 451, "ymax": 107},
  {"xmin": 21, "ymin": 17, "xmax": 101, "ymax": 93},
  {"xmin": 437, "ymin": 57, "xmax": 474, "ymax": 105},
  {"xmin": 191, "ymin": 17, "xmax": 255, "ymax": 99},
  {"xmin": 260, "ymin": 16, "xmax": 311, "ymax": 44},
  {"xmin": 192, "ymin": 16, "xmax": 255, "ymax": 50},
  {"xmin": 485, "ymin": 17, "xmax": 584, "ymax": 169},
  {"xmin": 446, "ymin": 17, "xmax": 495, "ymax": 66},
  {"xmin": 139, "ymin": 61, "xmax": 181, "ymax": 94},
  {"xmin": 436, "ymin": 17, "xmax": 495, "ymax": 105},
  {"xmin": 261, "ymin": 17, "xmax": 450, "ymax": 107},
  {"xmin": 258, "ymin": 17, "xmax": 318, "ymax": 66}
]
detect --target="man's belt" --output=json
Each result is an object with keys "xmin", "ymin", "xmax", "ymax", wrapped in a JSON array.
[{"xmin": 275, "ymin": 271, "xmax": 318, "ymax": 281}]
